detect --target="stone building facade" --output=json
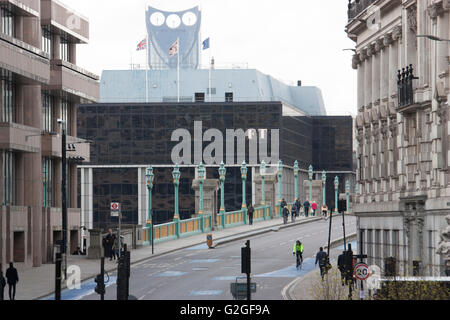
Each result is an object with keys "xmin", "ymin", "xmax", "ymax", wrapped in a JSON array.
[
  {"xmin": 0, "ymin": 0, "xmax": 98, "ymax": 268},
  {"xmin": 347, "ymin": 0, "xmax": 449, "ymax": 276}
]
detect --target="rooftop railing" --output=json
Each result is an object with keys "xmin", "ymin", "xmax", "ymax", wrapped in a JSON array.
[{"xmin": 347, "ymin": 0, "xmax": 378, "ymax": 21}]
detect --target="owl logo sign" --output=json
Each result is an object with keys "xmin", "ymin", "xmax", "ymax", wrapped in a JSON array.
[{"xmin": 146, "ymin": 6, "xmax": 201, "ymax": 69}]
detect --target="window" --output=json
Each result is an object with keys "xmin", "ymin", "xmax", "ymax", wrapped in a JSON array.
[
  {"xmin": 42, "ymin": 92, "xmax": 54, "ymax": 132},
  {"xmin": 2, "ymin": 151, "xmax": 16, "ymax": 205},
  {"xmin": 194, "ymin": 92, "xmax": 205, "ymax": 103},
  {"xmin": 42, "ymin": 27, "xmax": 52, "ymax": 55},
  {"xmin": 1, "ymin": 7, "xmax": 15, "ymax": 37},
  {"xmin": 1, "ymin": 69, "xmax": 15, "ymax": 123},
  {"xmin": 225, "ymin": 92, "xmax": 234, "ymax": 102},
  {"xmin": 60, "ymin": 36, "xmax": 70, "ymax": 62},
  {"xmin": 60, "ymin": 98, "xmax": 71, "ymax": 135},
  {"xmin": 42, "ymin": 157, "xmax": 54, "ymax": 207}
]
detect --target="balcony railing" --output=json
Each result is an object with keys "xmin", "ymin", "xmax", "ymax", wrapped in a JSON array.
[
  {"xmin": 397, "ymin": 64, "xmax": 419, "ymax": 109},
  {"xmin": 347, "ymin": 0, "xmax": 379, "ymax": 21}
]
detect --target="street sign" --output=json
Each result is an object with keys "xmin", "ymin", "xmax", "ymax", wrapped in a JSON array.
[
  {"xmin": 111, "ymin": 202, "xmax": 120, "ymax": 217},
  {"xmin": 354, "ymin": 262, "xmax": 370, "ymax": 281},
  {"xmin": 230, "ymin": 282, "xmax": 257, "ymax": 299}
]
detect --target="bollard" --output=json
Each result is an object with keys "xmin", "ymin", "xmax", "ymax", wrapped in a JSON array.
[{"xmin": 206, "ymin": 234, "xmax": 213, "ymax": 248}]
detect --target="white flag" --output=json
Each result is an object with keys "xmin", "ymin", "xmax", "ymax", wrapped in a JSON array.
[{"xmin": 168, "ymin": 39, "xmax": 179, "ymax": 56}]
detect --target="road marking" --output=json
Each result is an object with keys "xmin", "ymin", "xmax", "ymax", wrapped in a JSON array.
[{"xmin": 190, "ymin": 290, "xmax": 223, "ymax": 296}]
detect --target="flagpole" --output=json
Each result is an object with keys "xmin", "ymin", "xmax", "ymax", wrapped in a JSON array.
[
  {"xmin": 145, "ymin": 34, "xmax": 149, "ymax": 103},
  {"xmin": 177, "ymin": 37, "xmax": 180, "ymax": 103}
]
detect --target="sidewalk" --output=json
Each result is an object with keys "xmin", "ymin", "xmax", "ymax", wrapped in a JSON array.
[{"xmin": 12, "ymin": 214, "xmax": 322, "ymax": 300}]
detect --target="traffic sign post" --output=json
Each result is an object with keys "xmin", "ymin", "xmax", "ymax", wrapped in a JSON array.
[{"xmin": 111, "ymin": 202, "xmax": 121, "ymax": 258}]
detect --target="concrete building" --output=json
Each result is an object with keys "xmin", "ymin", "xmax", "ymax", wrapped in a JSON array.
[
  {"xmin": 346, "ymin": 0, "xmax": 449, "ymax": 276},
  {"xmin": 0, "ymin": 0, "xmax": 99, "ymax": 268}
]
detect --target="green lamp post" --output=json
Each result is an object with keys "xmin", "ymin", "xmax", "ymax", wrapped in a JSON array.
[
  {"xmin": 308, "ymin": 165, "xmax": 313, "ymax": 202},
  {"xmin": 278, "ymin": 160, "xmax": 283, "ymax": 214},
  {"xmin": 293, "ymin": 161, "xmax": 299, "ymax": 202},
  {"xmin": 334, "ymin": 176, "xmax": 339, "ymax": 213},
  {"xmin": 322, "ymin": 170, "xmax": 326, "ymax": 210},
  {"xmin": 260, "ymin": 160, "xmax": 266, "ymax": 205},
  {"xmin": 145, "ymin": 166, "xmax": 154, "ymax": 253},
  {"xmin": 240, "ymin": 161, "xmax": 247, "ymax": 210},
  {"xmin": 345, "ymin": 180, "xmax": 350, "ymax": 213},
  {"xmin": 172, "ymin": 164, "xmax": 181, "ymax": 222},
  {"xmin": 218, "ymin": 162, "xmax": 226, "ymax": 214},
  {"xmin": 198, "ymin": 162, "xmax": 205, "ymax": 215}
]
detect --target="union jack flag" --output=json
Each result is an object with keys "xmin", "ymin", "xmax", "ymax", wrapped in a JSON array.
[{"xmin": 136, "ymin": 39, "xmax": 147, "ymax": 51}]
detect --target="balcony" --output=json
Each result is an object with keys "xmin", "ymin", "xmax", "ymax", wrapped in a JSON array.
[
  {"xmin": 0, "ymin": 0, "xmax": 40, "ymax": 17},
  {"xmin": 0, "ymin": 122, "xmax": 41, "ymax": 152},
  {"xmin": 41, "ymin": 133, "xmax": 90, "ymax": 162},
  {"xmin": 347, "ymin": 0, "xmax": 379, "ymax": 21},
  {"xmin": 48, "ymin": 59, "xmax": 99, "ymax": 102},
  {"xmin": 397, "ymin": 65, "xmax": 419, "ymax": 111}
]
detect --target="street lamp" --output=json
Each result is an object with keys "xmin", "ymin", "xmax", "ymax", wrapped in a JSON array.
[
  {"xmin": 293, "ymin": 161, "xmax": 299, "ymax": 202},
  {"xmin": 345, "ymin": 180, "xmax": 350, "ymax": 213},
  {"xmin": 260, "ymin": 161, "xmax": 266, "ymax": 206},
  {"xmin": 240, "ymin": 161, "xmax": 248, "ymax": 211},
  {"xmin": 278, "ymin": 160, "xmax": 283, "ymax": 214},
  {"xmin": 172, "ymin": 164, "xmax": 181, "ymax": 222},
  {"xmin": 334, "ymin": 176, "xmax": 339, "ymax": 213},
  {"xmin": 57, "ymin": 118, "xmax": 68, "ymax": 279},
  {"xmin": 308, "ymin": 165, "xmax": 313, "ymax": 202},
  {"xmin": 322, "ymin": 170, "xmax": 327, "ymax": 210},
  {"xmin": 218, "ymin": 162, "xmax": 226, "ymax": 214},
  {"xmin": 145, "ymin": 166, "xmax": 154, "ymax": 254},
  {"xmin": 198, "ymin": 162, "xmax": 206, "ymax": 215}
]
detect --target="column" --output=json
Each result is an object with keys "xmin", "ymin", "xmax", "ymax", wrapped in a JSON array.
[
  {"xmin": 365, "ymin": 48, "xmax": 372, "ymax": 107},
  {"xmin": 372, "ymin": 43, "xmax": 381, "ymax": 106},
  {"xmin": 356, "ymin": 53, "xmax": 365, "ymax": 110}
]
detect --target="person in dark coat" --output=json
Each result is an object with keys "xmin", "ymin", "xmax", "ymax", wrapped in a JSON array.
[
  {"xmin": 315, "ymin": 247, "xmax": 328, "ymax": 279},
  {"xmin": 282, "ymin": 206, "xmax": 290, "ymax": 224},
  {"xmin": 291, "ymin": 202, "xmax": 297, "ymax": 222},
  {"xmin": 280, "ymin": 198, "xmax": 287, "ymax": 208},
  {"xmin": 303, "ymin": 200, "xmax": 310, "ymax": 217},
  {"xmin": 5, "ymin": 262, "xmax": 19, "ymax": 300},
  {"xmin": 104, "ymin": 229, "xmax": 116, "ymax": 261},
  {"xmin": 247, "ymin": 205, "xmax": 254, "ymax": 225},
  {"xmin": 295, "ymin": 199, "xmax": 301, "ymax": 217},
  {"xmin": 337, "ymin": 252, "xmax": 346, "ymax": 286},
  {"xmin": 0, "ymin": 269, "xmax": 6, "ymax": 300}
]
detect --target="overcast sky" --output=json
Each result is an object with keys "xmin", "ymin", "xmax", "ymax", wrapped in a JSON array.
[{"xmin": 63, "ymin": 0, "xmax": 357, "ymax": 116}]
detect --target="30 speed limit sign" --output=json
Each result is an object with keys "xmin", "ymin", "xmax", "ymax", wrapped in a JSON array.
[{"xmin": 354, "ymin": 263, "xmax": 370, "ymax": 281}]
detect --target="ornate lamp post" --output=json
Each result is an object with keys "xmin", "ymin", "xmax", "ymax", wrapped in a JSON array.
[
  {"xmin": 240, "ymin": 161, "xmax": 248, "ymax": 210},
  {"xmin": 218, "ymin": 162, "xmax": 226, "ymax": 214},
  {"xmin": 198, "ymin": 162, "xmax": 206, "ymax": 215},
  {"xmin": 260, "ymin": 160, "xmax": 266, "ymax": 205},
  {"xmin": 172, "ymin": 164, "xmax": 181, "ymax": 221},
  {"xmin": 145, "ymin": 166, "xmax": 154, "ymax": 253},
  {"xmin": 293, "ymin": 161, "xmax": 299, "ymax": 202},
  {"xmin": 278, "ymin": 160, "xmax": 283, "ymax": 214},
  {"xmin": 334, "ymin": 176, "xmax": 339, "ymax": 213},
  {"xmin": 308, "ymin": 165, "xmax": 313, "ymax": 202},
  {"xmin": 322, "ymin": 170, "xmax": 326, "ymax": 210},
  {"xmin": 345, "ymin": 180, "xmax": 350, "ymax": 213}
]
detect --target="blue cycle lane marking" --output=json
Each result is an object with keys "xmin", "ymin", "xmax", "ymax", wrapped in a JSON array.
[
  {"xmin": 254, "ymin": 258, "xmax": 316, "ymax": 278},
  {"xmin": 40, "ymin": 276, "xmax": 117, "ymax": 300}
]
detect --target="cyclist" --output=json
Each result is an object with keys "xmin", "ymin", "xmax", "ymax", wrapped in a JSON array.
[
  {"xmin": 292, "ymin": 240, "xmax": 304, "ymax": 269},
  {"xmin": 321, "ymin": 204, "xmax": 328, "ymax": 220}
]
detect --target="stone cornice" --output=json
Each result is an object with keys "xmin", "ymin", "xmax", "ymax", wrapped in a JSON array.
[{"xmin": 427, "ymin": 2, "xmax": 445, "ymax": 19}]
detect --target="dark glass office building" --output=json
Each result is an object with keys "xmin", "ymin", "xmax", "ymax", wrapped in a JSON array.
[{"xmin": 78, "ymin": 102, "xmax": 353, "ymax": 229}]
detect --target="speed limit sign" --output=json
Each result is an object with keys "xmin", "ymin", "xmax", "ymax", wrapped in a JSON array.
[{"xmin": 354, "ymin": 263, "xmax": 370, "ymax": 281}]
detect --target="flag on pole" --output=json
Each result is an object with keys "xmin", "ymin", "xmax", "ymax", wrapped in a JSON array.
[
  {"xmin": 136, "ymin": 38, "xmax": 147, "ymax": 51},
  {"xmin": 168, "ymin": 39, "xmax": 179, "ymax": 56},
  {"xmin": 202, "ymin": 38, "xmax": 210, "ymax": 50}
]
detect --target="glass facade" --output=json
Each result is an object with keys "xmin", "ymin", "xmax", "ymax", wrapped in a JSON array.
[
  {"xmin": 60, "ymin": 35, "xmax": 69, "ymax": 62},
  {"xmin": 78, "ymin": 102, "xmax": 353, "ymax": 226},
  {"xmin": 1, "ymin": 69, "xmax": 15, "ymax": 123},
  {"xmin": 2, "ymin": 151, "xmax": 16, "ymax": 205},
  {"xmin": 42, "ymin": 92, "xmax": 54, "ymax": 132},
  {"xmin": 42, "ymin": 157, "xmax": 54, "ymax": 207},
  {"xmin": 1, "ymin": 7, "xmax": 15, "ymax": 38},
  {"xmin": 42, "ymin": 26, "xmax": 52, "ymax": 56}
]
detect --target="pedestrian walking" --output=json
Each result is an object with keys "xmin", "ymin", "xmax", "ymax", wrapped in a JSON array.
[
  {"xmin": 295, "ymin": 198, "xmax": 301, "ymax": 217},
  {"xmin": 280, "ymin": 198, "xmax": 287, "ymax": 209},
  {"xmin": 337, "ymin": 251, "xmax": 346, "ymax": 286},
  {"xmin": 311, "ymin": 201, "xmax": 317, "ymax": 216},
  {"xmin": 291, "ymin": 202, "xmax": 297, "ymax": 222},
  {"xmin": 321, "ymin": 204, "xmax": 328, "ymax": 219},
  {"xmin": 303, "ymin": 200, "xmax": 310, "ymax": 217},
  {"xmin": 104, "ymin": 229, "xmax": 116, "ymax": 261},
  {"xmin": 0, "ymin": 269, "xmax": 6, "ymax": 301},
  {"xmin": 247, "ymin": 204, "xmax": 254, "ymax": 225},
  {"xmin": 282, "ymin": 206, "xmax": 290, "ymax": 224},
  {"xmin": 5, "ymin": 262, "xmax": 19, "ymax": 300},
  {"xmin": 315, "ymin": 247, "xmax": 329, "ymax": 280}
]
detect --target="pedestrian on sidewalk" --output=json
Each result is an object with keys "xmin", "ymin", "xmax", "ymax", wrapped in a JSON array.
[
  {"xmin": 282, "ymin": 206, "xmax": 290, "ymax": 224},
  {"xmin": 247, "ymin": 204, "xmax": 254, "ymax": 225},
  {"xmin": 104, "ymin": 229, "xmax": 116, "ymax": 261},
  {"xmin": 291, "ymin": 201, "xmax": 297, "ymax": 222},
  {"xmin": 311, "ymin": 201, "xmax": 317, "ymax": 216},
  {"xmin": 303, "ymin": 200, "xmax": 310, "ymax": 217},
  {"xmin": 337, "ymin": 251, "xmax": 346, "ymax": 286},
  {"xmin": 295, "ymin": 198, "xmax": 301, "ymax": 217},
  {"xmin": 281, "ymin": 198, "xmax": 287, "ymax": 209},
  {"xmin": 315, "ymin": 247, "xmax": 328, "ymax": 280},
  {"xmin": 321, "ymin": 204, "xmax": 328, "ymax": 220},
  {"xmin": 0, "ymin": 269, "xmax": 6, "ymax": 300},
  {"xmin": 5, "ymin": 262, "xmax": 19, "ymax": 300}
]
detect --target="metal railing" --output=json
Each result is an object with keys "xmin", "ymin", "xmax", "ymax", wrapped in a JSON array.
[
  {"xmin": 397, "ymin": 64, "xmax": 418, "ymax": 109},
  {"xmin": 347, "ymin": 0, "xmax": 378, "ymax": 21}
]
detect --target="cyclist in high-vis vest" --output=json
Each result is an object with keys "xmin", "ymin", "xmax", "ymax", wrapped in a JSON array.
[{"xmin": 293, "ymin": 240, "xmax": 304, "ymax": 269}]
